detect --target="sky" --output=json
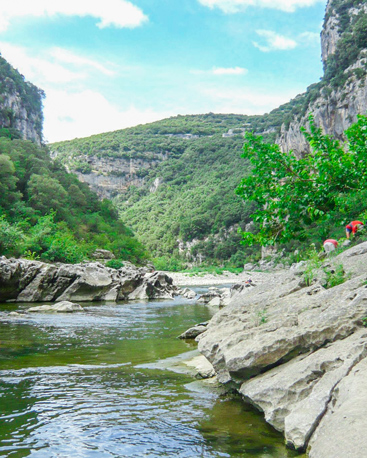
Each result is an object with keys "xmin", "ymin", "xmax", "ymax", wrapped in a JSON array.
[{"xmin": 0, "ymin": 0, "xmax": 327, "ymax": 143}]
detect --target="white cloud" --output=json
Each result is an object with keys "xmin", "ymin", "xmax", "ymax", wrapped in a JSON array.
[
  {"xmin": 191, "ymin": 66, "xmax": 247, "ymax": 75},
  {"xmin": 299, "ymin": 31, "xmax": 320, "ymax": 44},
  {"xmin": 0, "ymin": 0, "xmax": 147, "ymax": 32},
  {"xmin": 0, "ymin": 42, "xmax": 116, "ymax": 84},
  {"xmin": 203, "ymin": 86, "xmax": 299, "ymax": 114},
  {"xmin": 213, "ymin": 66, "xmax": 247, "ymax": 75},
  {"xmin": 253, "ymin": 30, "xmax": 297, "ymax": 52},
  {"xmin": 0, "ymin": 42, "xmax": 85, "ymax": 83},
  {"xmin": 198, "ymin": 0, "xmax": 322, "ymax": 13},
  {"xmin": 43, "ymin": 89, "xmax": 171, "ymax": 142},
  {"xmin": 50, "ymin": 48, "xmax": 115, "ymax": 76}
]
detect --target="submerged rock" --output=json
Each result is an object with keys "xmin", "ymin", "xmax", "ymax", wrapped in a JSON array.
[
  {"xmin": 179, "ymin": 322, "xmax": 208, "ymax": 339},
  {"xmin": 0, "ymin": 258, "xmax": 177, "ymax": 303},
  {"xmin": 28, "ymin": 301, "xmax": 84, "ymax": 313},
  {"xmin": 179, "ymin": 287, "xmax": 197, "ymax": 299}
]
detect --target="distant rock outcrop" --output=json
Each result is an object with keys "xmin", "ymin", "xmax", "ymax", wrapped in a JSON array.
[{"xmin": 0, "ymin": 257, "xmax": 177, "ymax": 302}]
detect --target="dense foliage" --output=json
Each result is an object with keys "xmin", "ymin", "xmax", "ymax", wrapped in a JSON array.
[
  {"xmin": 115, "ymin": 134, "xmax": 261, "ymax": 268},
  {"xmin": 0, "ymin": 54, "xmax": 44, "ymax": 140},
  {"xmin": 236, "ymin": 115, "xmax": 367, "ymax": 250},
  {"xmin": 0, "ymin": 137, "xmax": 147, "ymax": 264}
]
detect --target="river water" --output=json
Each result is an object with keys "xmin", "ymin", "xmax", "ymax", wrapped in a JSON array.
[{"xmin": 0, "ymin": 289, "xmax": 304, "ymax": 458}]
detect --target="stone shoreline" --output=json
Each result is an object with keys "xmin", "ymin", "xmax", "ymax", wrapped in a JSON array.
[{"xmin": 164, "ymin": 270, "xmax": 268, "ymax": 286}]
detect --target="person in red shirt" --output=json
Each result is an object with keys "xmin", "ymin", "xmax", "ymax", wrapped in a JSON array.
[{"xmin": 345, "ymin": 221, "xmax": 364, "ymax": 239}]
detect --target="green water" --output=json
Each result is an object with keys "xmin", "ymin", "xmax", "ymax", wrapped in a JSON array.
[{"xmin": 0, "ymin": 290, "xmax": 305, "ymax": 458}]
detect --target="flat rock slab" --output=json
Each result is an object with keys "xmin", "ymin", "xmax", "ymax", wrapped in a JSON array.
[
  {"xmin": 28, "ymin": 301, "xmax": 84, "ymax": 313},
  {"xmin": 184, "ymin": 355, "xmax": 216, "ymax": 379},
  {"xmin": 240, "ymin": 329, "xmax": 367, "ymax": 450},
  {"xmin": 308, "ymin": 356, "xmax": 367, "ymax": 458}
]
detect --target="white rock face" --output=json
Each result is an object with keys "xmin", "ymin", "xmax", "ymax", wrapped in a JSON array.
[
  {"xmin": 197, "ymin": 241, "xmax": 367, "ymax": 455},
  {"xmin": 50, "ymin": 151, "xmax": 168, "ymax": 199},
  {"xmin": 0, "ymin": 78, "xmax": 43, "ymax": 144}
]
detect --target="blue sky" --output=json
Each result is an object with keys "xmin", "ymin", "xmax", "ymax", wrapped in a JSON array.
[{"xmin": 0, "ymin": 0, "xmax": 326, "ymax": 142}]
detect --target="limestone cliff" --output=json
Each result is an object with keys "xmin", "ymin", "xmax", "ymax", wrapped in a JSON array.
[
  {"xmin": 50, "ymin": 150, "xmax": 168, "ymax": 199},
  {"xmin": 0, "ymin": 54, "xmax": 44, "ymax": 144},
  {"xmin": 277, "ymin": 0, "xmax": 367, "ymax": 156}
]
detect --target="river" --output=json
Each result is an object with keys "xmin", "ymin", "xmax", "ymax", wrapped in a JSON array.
[{"xmin": 0, "ymin": 288, "xmax": 304, "ymax": 457}]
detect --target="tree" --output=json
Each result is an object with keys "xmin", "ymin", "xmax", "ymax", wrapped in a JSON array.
[
  {"xmin": 0, "ymin": 154, "xmax": 21, "ymax": 210},
  {"xmin": 236, "ymin": 115, "xmax": 367, "ymax": 246},
  {"xmin": 27, "ymin": 174, "xmax": 68, "ymax": 216}
]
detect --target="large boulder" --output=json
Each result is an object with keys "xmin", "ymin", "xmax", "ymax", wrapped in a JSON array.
[{"xmin": 0, "ymin": 257, "xmax": 176, "ymax": 303}]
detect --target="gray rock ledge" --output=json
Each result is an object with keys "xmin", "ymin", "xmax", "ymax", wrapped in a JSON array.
[{"xmin": 197, "ymin": 241, "xmax": 367, "ymax": 456}]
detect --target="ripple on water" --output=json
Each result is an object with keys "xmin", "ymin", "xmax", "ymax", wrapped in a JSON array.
[{"xmin": 0, "ymin": 298, "xmax": 303, "ymax": 458}]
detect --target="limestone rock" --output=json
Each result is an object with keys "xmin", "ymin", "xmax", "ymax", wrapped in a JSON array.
[
  {"xmin": 240, "ymin": 330, "xmax": 367, "ymax": 451},
  {"xmin": 92, "ymin": 249, "xmax": 115, "ymax": 260},
  {"xmin": 0, "ymin": 257, "xmax": 176, "ymax": 303},
  {"xmin": 180, "ymin": 288, "xmax": 197, "ymax": 299},
  {"xmin": 179, "ymin": 323, "xmax": 208, "ymax": 339},
  {"xmin": 28, "ymin": 301, "xmax": 84, "ymax": 313},
  {"xmin": 197, "ymin": 241, "xmax": 367, "ymax": 457},
  {"xmin": 184, "ymin": 355, "xmax": 216, "ymax": 379},
  {"xmin": 308, "ymin": 356, "xmax": 367, "ymax": 458}
]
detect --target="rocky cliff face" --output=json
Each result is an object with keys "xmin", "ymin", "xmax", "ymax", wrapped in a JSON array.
[
  {"xmin": 277, "ymin": 0, "xmax": 367, "ymax": 156},
  {"xmin": 51, "ymin": 150, "xmax": 167, "ymax": 199},
  {"xmin": 0, "ymin": 56, "xmax": 44, "ymax": 144}
]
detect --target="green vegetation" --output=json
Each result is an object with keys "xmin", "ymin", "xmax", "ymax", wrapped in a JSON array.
[
  {"xmin": 0, "ymin": 137, "xmax": 147, "ymax": 264},
  {"xmin": 237, "ymin": 115, "xmax": 367, "ymax": 254},
  {"xmin": 51, "ymin": 113, "xmax": 288, "ymax": 268}
]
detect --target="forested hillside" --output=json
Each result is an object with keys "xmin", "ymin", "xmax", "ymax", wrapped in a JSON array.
[
  {"xmin": 0, "ymin": 138, "xmax": 146, "ymax": 264},
  {"xmin": 51, "ymin": 112, "xmax": 291, "ymax": 268},
  {"xmin": 0, "ymin": 55, "xmax": 147, "ymax": 265}
]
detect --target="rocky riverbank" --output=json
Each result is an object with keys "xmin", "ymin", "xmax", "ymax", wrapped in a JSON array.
[
  {"xmin": 0, "ymin": 257, "xmax": 178, "ymax": 302},
  {"xmin": 195, "ymin": 241, "xmax": 367, "ymax": 457},
  {"xmin": 165, "ymin": 270, "xmax": 266, "ymax": 286}
]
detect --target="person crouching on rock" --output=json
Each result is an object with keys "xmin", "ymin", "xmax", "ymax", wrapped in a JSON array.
[
  {"xmin": 345, "ymin": 221, "xmax": 364, "ymax": 239},
  {"xmin": 323, "ymin": 239, "xmax": 338, "ymax": 254}
]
